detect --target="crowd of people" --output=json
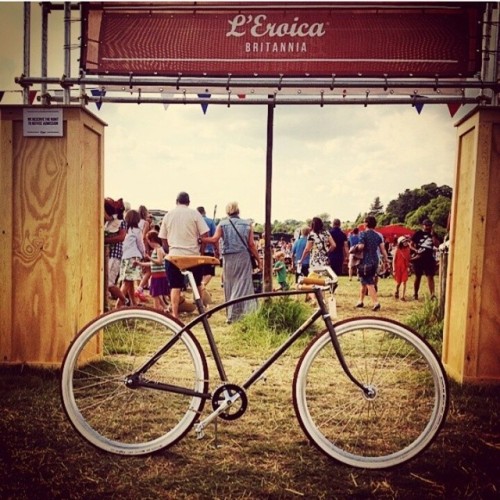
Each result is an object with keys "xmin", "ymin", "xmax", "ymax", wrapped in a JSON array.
[
  {"xmin": 104, "ymin": 193, "xmax": 442, "ymax": 321},
  {"xmin": 104, "ymin": 192, "xmax": 262, "ymax": 322}
]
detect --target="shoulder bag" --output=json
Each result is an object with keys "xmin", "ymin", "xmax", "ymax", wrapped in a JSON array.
[{"xmin": 228, "ymin": 218, "xmax": 260, "ymax": 270}]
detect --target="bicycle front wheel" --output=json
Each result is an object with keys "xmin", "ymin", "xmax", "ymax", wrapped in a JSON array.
[
  {"xmin": 61, "ymin": 308, "xmax": 208, "ymax": 455},
  {"xmin": 293, "ymin": 317, "xmax": 448, "ymax": 469}
]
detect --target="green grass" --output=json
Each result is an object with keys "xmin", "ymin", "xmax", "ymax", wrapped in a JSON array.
[
  {"xmin": 406, "ymin": 296, "xmax": 444, "ymax": 345},
  {"xmin": 1, "ymin": 271, "xmax": 498, "ymax": 499}
]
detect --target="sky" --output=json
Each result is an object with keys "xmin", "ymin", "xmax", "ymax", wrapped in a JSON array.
[{"xmin": 0, "ymin": 2, "xmax": 476, "ymax": 226}]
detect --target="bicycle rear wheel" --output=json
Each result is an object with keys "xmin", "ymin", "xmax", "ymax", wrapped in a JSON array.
[
  {"xmin": 61, "ymin": 308, "xmax": 208, "ymax": 455},
  {"xmin": 293, "ymin": 317, "xmax": 448, "ymax": 469}
]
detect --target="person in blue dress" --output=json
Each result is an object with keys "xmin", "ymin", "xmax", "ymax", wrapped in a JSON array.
[{"xmin": 356, "ymin": 216, "xmax": 389, "ymax": 311}]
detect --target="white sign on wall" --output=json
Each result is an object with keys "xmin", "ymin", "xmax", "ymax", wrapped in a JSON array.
[{"xmin": 23, "ymin": 108, "xmax": 63, "ymax": 137}]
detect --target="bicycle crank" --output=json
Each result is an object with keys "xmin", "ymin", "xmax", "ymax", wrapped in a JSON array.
[{"xmin": 211, "ymin": 384, "xmax": 248, "ymax": 420}]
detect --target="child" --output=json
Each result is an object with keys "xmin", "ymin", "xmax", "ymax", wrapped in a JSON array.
[
  {"xmin": 104, "ymin": 198, "xmax": 128, "ymax": 308},
  {"xmin": 393, "ymin": 236, "xmax": 411, "ymax": 301},
  {"xmin": 134, "ymin": 230, "xmax": 170, "ymax": 312},
  {"xmin": 119, "ymin": 209, "xmax": 145, "ymax": 306},
  {"xmin": 273, "ymin": 251, "xmax": 289, "ymax": 291}
]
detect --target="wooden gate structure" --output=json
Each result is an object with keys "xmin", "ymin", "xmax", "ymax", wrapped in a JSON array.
[{"xmin": 1, "ymin": 2, "xmax": 499, "ymax": 383}]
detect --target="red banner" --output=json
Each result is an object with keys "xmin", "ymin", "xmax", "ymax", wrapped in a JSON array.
[{"xmin": 82, "ymin": 2, "xmax": 482, "ymax": 78}]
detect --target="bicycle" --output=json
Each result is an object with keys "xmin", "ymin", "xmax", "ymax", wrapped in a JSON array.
[{"xmin": 61, "ymin": 255, "xmax": 449, "ymax": 469}]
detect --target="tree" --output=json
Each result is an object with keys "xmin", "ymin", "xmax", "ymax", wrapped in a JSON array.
[
  {"xmin": 254, "ymin": 222, "xmax": 264, "ymax": 234},
  {"xmin": 405, "ymin": 196, "xmax": 451, "ymax": 237},
  {"xmin": 271, "ymin": 219, "xmax": 302, "ymax": 236},
  {"xmin": 369, "ymin": 197, "xmax": 384, "ymax": 217},
  {"xmin": 385, "ymin": 184, "xmax": 452, "ymax": 223}
]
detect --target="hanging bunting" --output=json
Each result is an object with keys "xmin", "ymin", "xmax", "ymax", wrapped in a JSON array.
[
  {"xmin": 198, "ymin": 93, "xmax": 211, "ymax": 114},
  {"xmin": 0, "ymin": 91, "xmax": 4, "ymax": 103},
  {"xmin": 91, "ymin": 88, "xmax": 106, "ymax": 110},
  {"xmin": 447, "ymin": 102, "xmax": 461, "ymax": 118},
  {"xmin": 414, "ymin": 101, "xmax": 424, "ymax": 115},
  {"xmin": 410, "ymin": 94, "xmax": 425, "ymax": 115},
  {"xmin": 28, "ymin": 90, "xmax": 37, "ymax": 105},
  {"xmin": 160, "ymin": 92, "xmax": 172, "ymax": 111}
]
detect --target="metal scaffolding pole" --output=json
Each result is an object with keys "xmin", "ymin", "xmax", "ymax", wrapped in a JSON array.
[
  {"xmin": 14, "ymin": 75, "xmax": 500, "ymax": 93},
  {"xmin": 23, "ymin": 3, "xmax": 31, "ymax": 105},
  {"xmin": 41, "ymin": 3, "xmax": 49, "ymax": 105},
  {"xmin": 63, "ymin": 2, "xmax": 71, "ymax": 105},
  {"xmin": 44, "ymin": 93, "xmax": 489, "ymax": 107}
]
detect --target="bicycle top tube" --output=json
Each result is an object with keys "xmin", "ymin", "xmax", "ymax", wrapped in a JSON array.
[
  {"xmin": 180, "ymin": 288, "xmax": 319, "ymax": 333},
  {"xmin": 140, "ymin": 273, "xmax": 368, "ymax": 395}
]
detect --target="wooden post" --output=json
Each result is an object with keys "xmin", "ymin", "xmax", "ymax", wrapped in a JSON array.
[
  {"xmin": 442, "ymin": 106, "xmax": 500, "ymax": 384},
  {"xmin": 0, "ymin": 106, "xmax": 106, "ymax": 367},
  {"xmin": 263, "ymin": 99, "xmax": 274, "ymax": 292},
  {"xmin": 438, "ymin": 245, "xmax": 448, "ymax": 320}
]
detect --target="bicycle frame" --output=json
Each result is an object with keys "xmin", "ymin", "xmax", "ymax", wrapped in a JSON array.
[{"xmin": 132, "ymin": 270, "xmax": 368, "ymax": 406}]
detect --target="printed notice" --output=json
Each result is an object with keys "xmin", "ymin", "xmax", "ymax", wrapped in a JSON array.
[{"xmin": 23, "ymin": 108, "xmax": 63, "ymax": 137}]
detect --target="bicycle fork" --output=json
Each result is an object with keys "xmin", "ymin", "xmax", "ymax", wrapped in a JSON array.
[{"xmin": 315, "ymin": 289, "xmax": 372, "ymax": 396}]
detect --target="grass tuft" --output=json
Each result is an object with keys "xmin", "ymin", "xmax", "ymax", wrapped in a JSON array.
[
  {"xmin": 234, "ymin": 296, "xmax": 313, "ymax": 348},
  {"xmin": 405, "ymin": 296, "xmax": 443, "ymax": 346}
]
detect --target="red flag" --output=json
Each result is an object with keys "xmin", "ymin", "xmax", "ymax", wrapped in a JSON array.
[
  {"xmin": 447, "ymin": 102, "xmax": 461, "ymax": 118},
  {"xmin": 28, "ymin": 90, "xmax": 37, "ymax": 104}
]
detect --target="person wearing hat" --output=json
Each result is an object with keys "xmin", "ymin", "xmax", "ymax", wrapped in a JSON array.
[
  {"xmin": 393, "ymin": 235, "xmax": 411, "ymax": 301},
  {"xmin": 159, "ymin": 192, "xmax": 209, "ymax": 318},
  {"xmin": 410, "ymin": 219, "xmax": 441, "ymax": 300}
]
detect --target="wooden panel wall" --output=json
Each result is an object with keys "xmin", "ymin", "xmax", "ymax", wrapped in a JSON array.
[
  {"xmin": 0, "ymin": 106, "xmax": 105, "ymax": 366},
  {"xmin": 0, "ymin": 113, "xmax": 14, "ymax": 363},
  {"xmin": 443, "ymin": 107, "xmax": 500, "ymax": 384}
]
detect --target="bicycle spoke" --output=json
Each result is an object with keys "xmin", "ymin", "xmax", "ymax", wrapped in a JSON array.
[
  {"xmin": 293, "ymin": 318, "xmax": 448, "ymax": 468},
  {"xmin": 61, "ymin": 309, "xmax": 208, "ymax": 455}
]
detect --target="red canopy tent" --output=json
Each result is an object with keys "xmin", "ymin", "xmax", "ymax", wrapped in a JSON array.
[{"xmin": 355, "ymin": 224, "xmax": 414, "ymax": 242}]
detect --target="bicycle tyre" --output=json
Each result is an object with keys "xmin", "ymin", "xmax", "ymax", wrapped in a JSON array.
[
  {"xmin": 61, "ymin": 307, "xmax": 209, "ymax": 455},
  {"xmin": 292, "ymin": 317, "xmax": 448, "ymax": 469}
]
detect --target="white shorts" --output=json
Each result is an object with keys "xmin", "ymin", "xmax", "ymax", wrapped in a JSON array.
[
  {"xmin": 108, "ymin": 257, "xmax": 121, "ymax": 287},
  {"xmin": 348, "ymin": 254, "xmax": 358, "ymax": 269}
]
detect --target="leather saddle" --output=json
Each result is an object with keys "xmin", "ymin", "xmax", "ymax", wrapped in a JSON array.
[{"xmin": 165, "ymin": 255, "xmax": 220, "ymax": 271}]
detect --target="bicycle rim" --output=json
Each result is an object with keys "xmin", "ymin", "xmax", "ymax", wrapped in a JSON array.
[
  {"xmin": 61, "ymin": 308, "xmax": 208, "ymax": 455},
  {"xmin": 293, "ymin": 317, "xmax": 448, "ymax": 469}
]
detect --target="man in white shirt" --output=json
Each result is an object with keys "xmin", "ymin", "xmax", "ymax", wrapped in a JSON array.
[{"xmin": 159, "ymin": 192, "xmax": 209, "ymax": 317}]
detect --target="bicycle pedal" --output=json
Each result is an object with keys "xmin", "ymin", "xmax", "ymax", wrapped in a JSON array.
[{"xmin": 195, "ymin": 424, "xmax": 205, "ymax": 440}]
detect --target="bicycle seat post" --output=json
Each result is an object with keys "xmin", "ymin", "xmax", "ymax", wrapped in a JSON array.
[{"xmin": 182, "ymin": 269, "xmax": 206, "ymax": 315}]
